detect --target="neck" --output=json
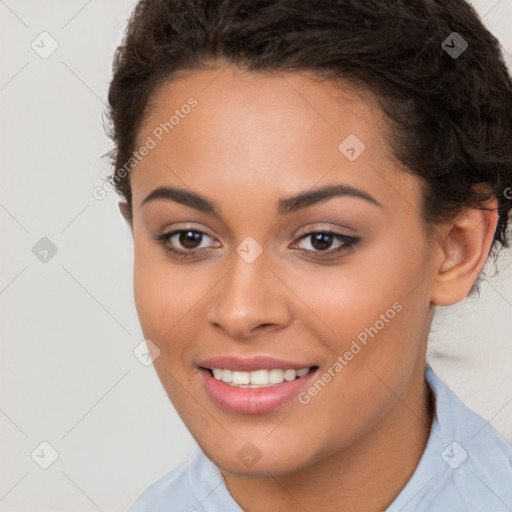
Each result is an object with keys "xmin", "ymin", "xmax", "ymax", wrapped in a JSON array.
[{"xmin": 220, "ymin": 363, "xmax": 434, "ymax": 512}]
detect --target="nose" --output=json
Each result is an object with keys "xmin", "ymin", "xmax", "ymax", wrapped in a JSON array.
[{"xmin": 205, "ymin": 250, "xmax": 293, "ymax": 340}]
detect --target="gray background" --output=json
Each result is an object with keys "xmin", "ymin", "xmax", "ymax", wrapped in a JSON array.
[{"xmin": 1, "ymin": 0, "xmax": 511, "ymax": 510}]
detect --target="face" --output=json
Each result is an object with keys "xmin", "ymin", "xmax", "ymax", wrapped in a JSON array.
[{"xmin": 127, "ymin": 65, "xmax": 437, "ymax": 475}]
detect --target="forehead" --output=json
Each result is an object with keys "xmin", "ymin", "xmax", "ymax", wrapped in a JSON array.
[
  {"xmin": 138, "ymin": 65, "xmax": 384, "ymax": 148},
  {"xmin": 130, "ymin": 65, "xmax": 420, "ymax": 220}
]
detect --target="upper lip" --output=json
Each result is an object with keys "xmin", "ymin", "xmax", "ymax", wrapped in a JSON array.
[{"xmin": 197, "ymin": 355, "xmax": 316, "ymax": 372}]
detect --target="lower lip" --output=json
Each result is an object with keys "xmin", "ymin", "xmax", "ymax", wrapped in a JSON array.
[{"xmin": 199, "ymin": 367, "xmax": 319, "ymax": 414}]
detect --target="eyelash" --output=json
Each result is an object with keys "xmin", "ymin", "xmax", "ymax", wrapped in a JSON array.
[{"xmin": 153, "ymin": 229, "xmax": 360, "ymax": 260}]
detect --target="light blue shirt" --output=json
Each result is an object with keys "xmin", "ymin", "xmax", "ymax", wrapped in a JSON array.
[{"xmin": 128, "ymin": 365, "xmax": 512, "ymax": 511}]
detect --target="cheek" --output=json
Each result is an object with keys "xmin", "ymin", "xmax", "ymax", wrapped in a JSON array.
[
  {"xmin": 132, "ymin": 242, "xmax": 191, "ymax": 352},
  {"xmin": 280, "ymin": 245, "xmax": 431, "ymax": 452},
  {"xmin": 132, "ymin": 238, "xmax": 219, "ymax": 373},
  {"xmin": 288, "ymin": 228, "xmax": 432, "ymax": 373},
  {"xmin": 292, "ymin": 236, "xmax": 426, "ymax": 325}
]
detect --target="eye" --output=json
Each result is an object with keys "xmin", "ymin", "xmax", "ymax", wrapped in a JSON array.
[
  {"xmin": 153, "ymin": 229, "xmax": 218, "ymax": 258},
  {"xmin": 292, "ymin": 231, "xmax": 360, "ymax": 257},
  {"xmin": 153, "ymin": 228, "xmax": 360, "ymax": 260}
]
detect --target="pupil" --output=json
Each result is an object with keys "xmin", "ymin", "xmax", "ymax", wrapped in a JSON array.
[
  {"xmin": 180, "ymin": 231, "xmax": 201, "ymax": 249},
  {"xmin": 312, "ymin": 233, "xmax": 332, "ymax": 251}
]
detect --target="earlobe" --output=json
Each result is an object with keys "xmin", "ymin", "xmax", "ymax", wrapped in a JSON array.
[
  {"xmin": 430, "ymin": 198, "xmax": 498, "ymax": 306},
  {"xmin": 118, "ymin": 201, "xmax": 133, "ymax": 231}
]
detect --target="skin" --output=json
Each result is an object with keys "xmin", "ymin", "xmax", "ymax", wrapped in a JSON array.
[{"xmin": 119, "ymin": 64, "xmax": 498, "ymax": 512}]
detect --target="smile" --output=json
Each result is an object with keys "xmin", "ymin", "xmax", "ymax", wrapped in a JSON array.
[
  {"xmin": 210, "ymin": 367, "xmax": 311, "ymax": 387},
  {"xmin": 198, "ymin": 363, "xmax": 319, "ymax": 414}
]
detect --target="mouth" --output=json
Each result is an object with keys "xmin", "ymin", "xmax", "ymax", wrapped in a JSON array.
[
  {"xmin": 198, "ymin": 364, "xmax": 320, "ymax": 414},
  {"xmin": 202, "ymin": 366, "xmax": 317, "ymax": 388}
]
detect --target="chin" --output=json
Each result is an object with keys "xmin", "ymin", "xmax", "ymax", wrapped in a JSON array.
[{"xmin": 198, "ymin": 436, "xmax": 322, "ymax": 477}]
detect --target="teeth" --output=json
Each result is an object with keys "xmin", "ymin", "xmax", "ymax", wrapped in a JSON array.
[
  {"xmin": 283, "ymin": 369, "xmax": 296, "ymax": 381},
  {"xmin": 250, "ymin": 370, "xmax": 269, "ymax": 385},
  {"xmin": 232, "ymin": 371, "xmax": 250, "ymax": 385},
  {"xmin": 269, "ymin": 369, "xmax": 285, "ymax": 384},
  {"xmin": 210, "ymin": 367, "xmax": 311, "ymax": 387},
  {"xmin": 221, "ymin": 369, "xmax": 232, "ymax": 383}
]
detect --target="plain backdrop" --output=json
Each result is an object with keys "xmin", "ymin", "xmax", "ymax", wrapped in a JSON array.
[{"xmin": 1, "ymin": 1, "xmax": 511, "ymax": 511}]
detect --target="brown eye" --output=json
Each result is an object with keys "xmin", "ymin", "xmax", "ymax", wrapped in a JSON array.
[
  {"xmin": 309, "ymin": 233, "xmax": 335, "ymax": 251},
  {"xmin": 294, "ymin": 231, "xmax": 360, "ymax": 257},
  {"xmin": 153, "ymin": 229, "xmax": 218, "ymax": 258},
  {"xmin": 179, "ymin": 230, "xmax": 203, "ymax": 249}
]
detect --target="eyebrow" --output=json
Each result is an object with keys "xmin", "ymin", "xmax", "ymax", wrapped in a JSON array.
[{"xmin": 141, "ymin": 183, "xmax": 382, "ymax": 215}]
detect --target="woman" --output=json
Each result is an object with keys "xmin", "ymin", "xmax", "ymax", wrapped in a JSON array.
[{"xmin": 104, "ymin": 0, "xmax": 512, "ymax": 510}]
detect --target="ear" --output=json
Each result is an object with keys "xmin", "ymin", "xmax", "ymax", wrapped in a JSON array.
[
  {"xmin": 430, "ymin": 194, "xmax": 498, "ymax": 306},
  {"xmin": 118, "ymin": 201, "xmax": 133, "ymax": 232}
]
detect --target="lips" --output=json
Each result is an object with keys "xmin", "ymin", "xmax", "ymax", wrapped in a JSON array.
[{"xmin": 197, "ymin": 355, "xmax": 319, "ymax": 414}]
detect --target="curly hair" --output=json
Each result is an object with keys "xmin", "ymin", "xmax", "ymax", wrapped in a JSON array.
[{"xmin": 104, "ymin": 0, "xmax": 512, "ymax": 291}]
